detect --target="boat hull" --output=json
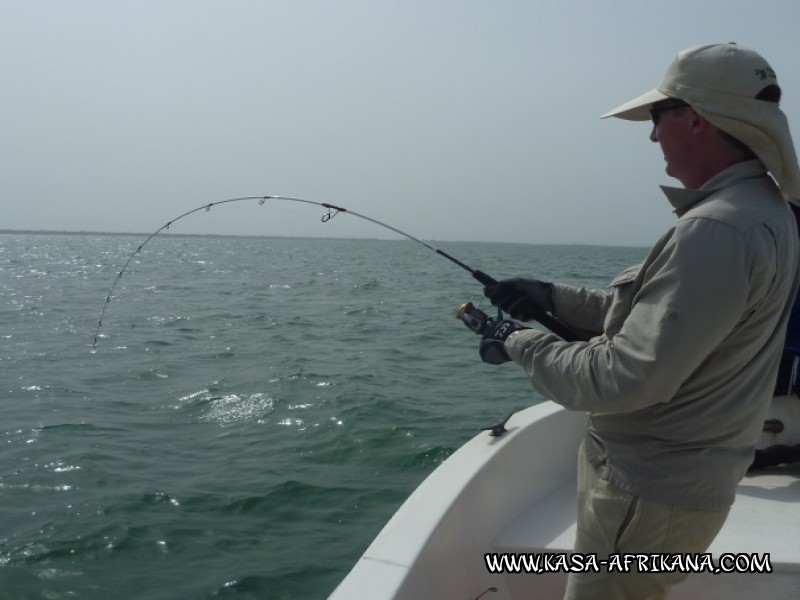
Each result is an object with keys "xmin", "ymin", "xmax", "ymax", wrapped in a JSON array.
[{"xmin": 329, "ymin": 402, "xmax": 586, "ymax": 599}]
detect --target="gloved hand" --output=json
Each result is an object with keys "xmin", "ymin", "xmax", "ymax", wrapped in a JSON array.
[
  {"xmin": 479, "ymin": 318, "xmax": 528, "ymax": 364},
  {"xmin": 483, "ymin": 278, "xmax": 554, "ymax": 322}
]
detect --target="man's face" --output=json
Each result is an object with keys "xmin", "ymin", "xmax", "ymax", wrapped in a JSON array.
[{"xmin": 649, "ymin": 100, "xmax": 697, "ymax": 187}]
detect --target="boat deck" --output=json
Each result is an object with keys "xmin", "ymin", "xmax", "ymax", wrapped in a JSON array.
[
  {"xmin": 720, "ymin": 464, "xmax": 800, "ymax": 565},
  {"xmin": 493, "ymin": 463, "xmax": 800, "ymax": 599}
]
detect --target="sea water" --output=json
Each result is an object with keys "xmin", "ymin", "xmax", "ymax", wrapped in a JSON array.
[{"xmin": 0, "ymin": 233, "xmax": 645, "ymax": 599}]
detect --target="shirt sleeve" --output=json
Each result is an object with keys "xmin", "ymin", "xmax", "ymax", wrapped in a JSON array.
[
  {"xmin": 505, "ymin": 218, "xmax": 752, "ymax": 414},
  {"xmin": 551, "ymin": 282, "xmax": 613, "ymax": 332}
]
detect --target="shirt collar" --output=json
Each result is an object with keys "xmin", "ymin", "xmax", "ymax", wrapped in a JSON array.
[{"xmin": 660, "ymin": 159, "xmax": 770, "ymax": 217}]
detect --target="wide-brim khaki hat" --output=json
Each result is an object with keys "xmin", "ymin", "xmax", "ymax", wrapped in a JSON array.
[{"xmin": 603, "ymin": 43, "xmax": 800, "ymax": 202}]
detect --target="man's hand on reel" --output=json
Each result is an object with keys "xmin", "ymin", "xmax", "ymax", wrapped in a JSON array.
[{"xmin": 479, "ymin": 318, "xmax": 528, "ymax": 365}]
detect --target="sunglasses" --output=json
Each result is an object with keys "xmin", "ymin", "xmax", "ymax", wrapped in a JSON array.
[{"xmin": 649, "ymin": 100, "xmax": 690, "ymax": 126}]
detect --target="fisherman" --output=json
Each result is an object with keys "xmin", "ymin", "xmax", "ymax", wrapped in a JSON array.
[{"xmin": 478, "ymin": 43, "xmax": 800, "ymax": 600}]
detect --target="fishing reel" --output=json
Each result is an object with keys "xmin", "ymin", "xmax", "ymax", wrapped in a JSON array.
[{"xmin": 455, "ymin": 302, "xmax": 503, "ymax": 335}]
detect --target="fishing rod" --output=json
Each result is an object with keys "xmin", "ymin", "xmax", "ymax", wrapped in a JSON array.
[{"xmin": 92, "ymin": 195, "xmax": 583, "ymax": 348}]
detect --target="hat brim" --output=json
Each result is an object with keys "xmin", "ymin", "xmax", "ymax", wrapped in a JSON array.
[{"xmin": 601, "ymin": 88, "xmax": 670, "ymax": 121}]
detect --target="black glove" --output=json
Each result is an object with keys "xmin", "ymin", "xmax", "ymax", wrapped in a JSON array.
[
  {"xmin": 479, "ymin": 318, "xmax": 528, "ymax": 365},
  {"xmin": 484, "ymin": 278, "xmax": 554, "ymax": 322}
]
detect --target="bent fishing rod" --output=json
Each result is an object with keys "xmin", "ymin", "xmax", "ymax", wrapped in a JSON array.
[{"xmin": 92, "ymin": 195, "xmax": 583, "ymax": 348}]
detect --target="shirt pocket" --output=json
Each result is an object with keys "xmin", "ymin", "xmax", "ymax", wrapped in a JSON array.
[{"xmin": 603, "ymin": 264, "xmax": 642, "ymax": 337}]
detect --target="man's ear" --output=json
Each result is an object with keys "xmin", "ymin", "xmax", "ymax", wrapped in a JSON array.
[{"xmin": 689, "ymin": 110, "xmax": 712, "ymax": 135}]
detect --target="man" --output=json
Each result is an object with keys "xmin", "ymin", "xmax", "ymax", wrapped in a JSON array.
[{"xmin": 479, "ymin": 43, "xmax": 800, "ymax": 599}]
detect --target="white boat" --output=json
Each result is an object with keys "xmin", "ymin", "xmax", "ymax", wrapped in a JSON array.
[{"xmin": 329, "ymin": 396, "xmax": 800, "ymax": 599}]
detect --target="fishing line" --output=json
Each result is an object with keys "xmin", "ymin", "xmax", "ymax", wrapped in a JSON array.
[{"xmin": 92, "ymin": 194, "xmax": 581, "ymax": 348}]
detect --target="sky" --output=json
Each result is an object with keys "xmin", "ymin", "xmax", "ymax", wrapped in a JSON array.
[{"xmin": 2, "ymin": 0, "xmax": 800, "ymax": 246}]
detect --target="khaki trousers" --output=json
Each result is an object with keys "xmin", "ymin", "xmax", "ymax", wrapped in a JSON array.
[{"xmin": 564, "ymin": 444, "xmax": 730, "ymax": 600}]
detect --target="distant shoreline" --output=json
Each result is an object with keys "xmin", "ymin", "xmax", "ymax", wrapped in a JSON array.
[
  {"xmin": 0, "ymin": 229, "xmax": 376, "ymax": 241},
  {"xmin": 1, "ymin": 229, "xmax": 153, "ymax": 237},
  {"xmin": 0, "ymin": 229, "xmax": 649, "ymax": 249}
]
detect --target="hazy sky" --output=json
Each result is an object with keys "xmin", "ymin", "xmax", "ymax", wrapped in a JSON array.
[{"xmin": 3, "ymin": 0, "xmax": 800, "ymax": 246}]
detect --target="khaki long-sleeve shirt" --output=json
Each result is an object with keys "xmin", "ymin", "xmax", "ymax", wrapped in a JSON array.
[{"xmin": 506, "ymin": 160, "xmax": 800, "ymax": 509}]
